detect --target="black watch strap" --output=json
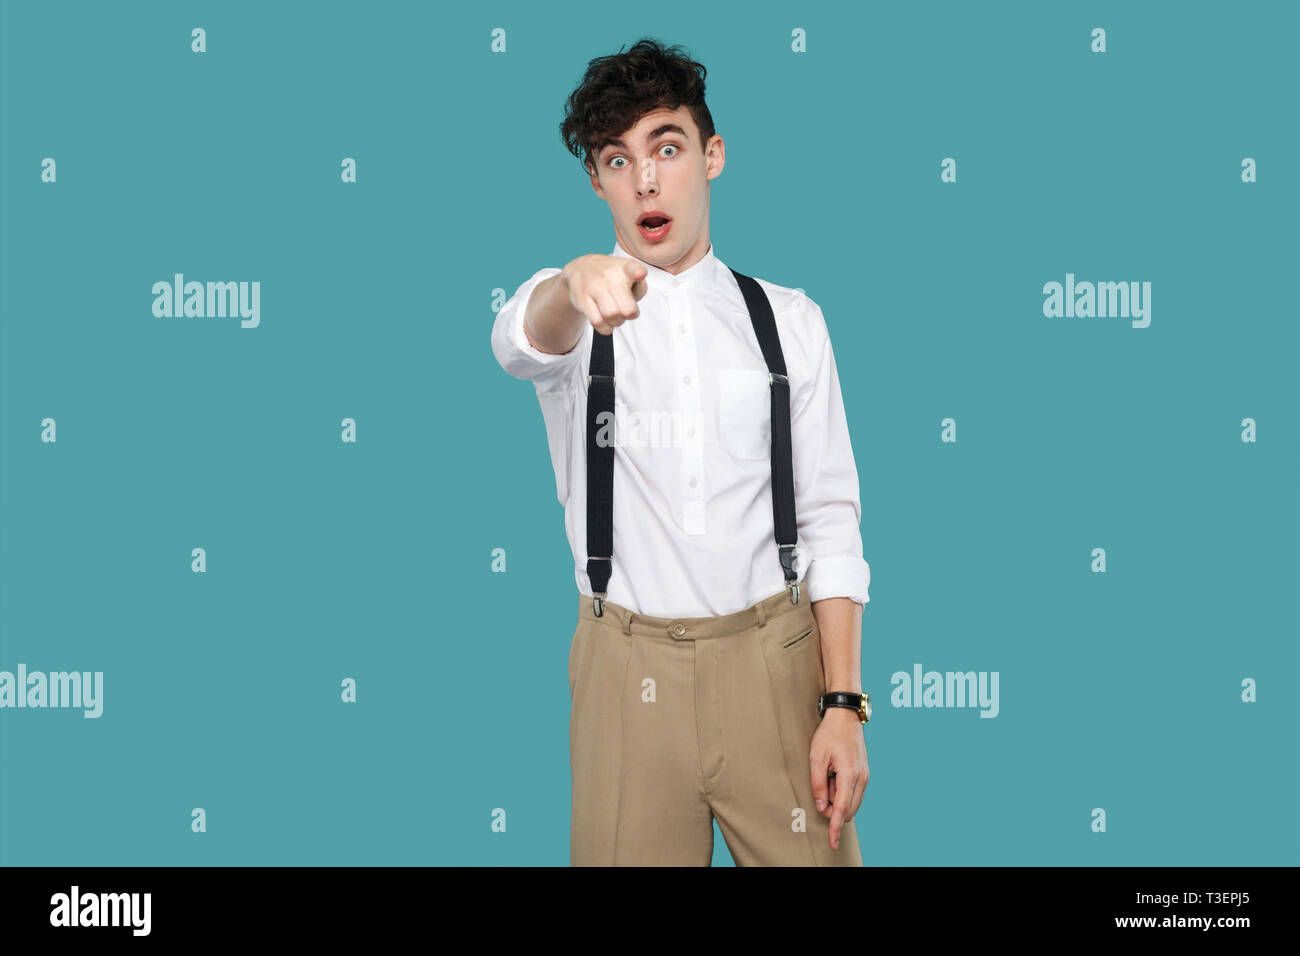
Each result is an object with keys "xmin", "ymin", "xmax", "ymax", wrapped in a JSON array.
[{"xmin": 818, "ymin": 691, "xmax": 868, "ymax": 722}]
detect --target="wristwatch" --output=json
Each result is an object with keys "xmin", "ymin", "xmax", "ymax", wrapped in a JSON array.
[{"xmin": 818, "ymin": 691, "xmax": 870, "ymax": 723}]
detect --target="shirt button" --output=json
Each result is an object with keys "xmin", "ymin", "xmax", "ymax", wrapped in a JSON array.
[
  {"xmin": 678, "ymin": 324, "xmax": 686, "ymax": 335},
  {"xmin": 689, "ymin": 477, "xmax": 697, "ymax": 488},
  {"xmin": 683, "ymin": 375, "xmax": 691, "ymax": 386}
]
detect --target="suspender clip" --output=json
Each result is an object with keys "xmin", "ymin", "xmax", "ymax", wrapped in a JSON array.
[
  {"xmin": 587, "ymin": 374, "xmax": 615, "ymax": 387},
  {"xmin": 769, "ymin": 372, "xmax": 789, "ymax": 386},
  {"xmin": 589, "ymin": 556, "xmax": 612, "ymax": 616},
  {"xmin": 778, "ymin": 544, "xmax": 799, "ymax": 603}
]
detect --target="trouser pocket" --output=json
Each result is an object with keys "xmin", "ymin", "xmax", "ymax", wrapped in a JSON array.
[
  {"xmin": 568, "ymin": 620, "xmax": 585, "ymax": 698},
  {"xmin": 761, "ymin": 611, "xmax": 826, "ymax": 812}
]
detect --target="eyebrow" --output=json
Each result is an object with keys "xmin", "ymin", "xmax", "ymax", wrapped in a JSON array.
[{"xmin": 597, "ymin": 124, "xmax": 688, "ymax": 157}]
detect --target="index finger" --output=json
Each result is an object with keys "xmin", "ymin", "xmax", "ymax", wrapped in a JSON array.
[{"xmin": 828, "ymin": 773, "xmax": 848, "ymax": 850}]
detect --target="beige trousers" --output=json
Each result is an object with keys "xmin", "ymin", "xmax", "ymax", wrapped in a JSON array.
[{"xmin": 568, "ymin": 585, "xmax": 864, "ymax": 866}]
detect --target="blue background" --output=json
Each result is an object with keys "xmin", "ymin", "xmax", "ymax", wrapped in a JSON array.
[{"xmin": 2, "ymin": 0, "xmax": 1296, "ymax": 865}]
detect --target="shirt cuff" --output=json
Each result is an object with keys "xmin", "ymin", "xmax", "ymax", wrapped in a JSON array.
[{"xmin": 803, "ymin": 554, "xmax": 870, "ymax": 606}]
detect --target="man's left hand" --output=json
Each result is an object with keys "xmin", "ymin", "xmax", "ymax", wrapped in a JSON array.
[{"xmin": 809, "ymin": 706, "xmax": 868, "ymax": 851}]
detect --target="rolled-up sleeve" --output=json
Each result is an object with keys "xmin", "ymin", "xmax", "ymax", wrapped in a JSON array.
[
  {"xmin": 491, "ymin": 267, "xmax": 589, "ymax": 392},
  {"xmin": 789, "ymin": 296, "xmax": 871, "ymax": 606},
  {"xmin": 491, "ymin": 266, "xmax": 591, "ymax": 506}
]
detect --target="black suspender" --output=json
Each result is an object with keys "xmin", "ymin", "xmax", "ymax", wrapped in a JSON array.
[
  {"xmin": 585, "ymin": 328, "xmax": 615, "ymax": 615},
  {"xmin": 584, "ymin": 267, "xmax": 800, "ymax": 617},
  {"xmin": 730, "ymin": 269, "xmax": 801, "ymax": 603}
]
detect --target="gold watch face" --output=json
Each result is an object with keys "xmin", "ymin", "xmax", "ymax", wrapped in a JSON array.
[{"xmin": 860, "ymin": 693, "xmax": 871, "ymax": 723}]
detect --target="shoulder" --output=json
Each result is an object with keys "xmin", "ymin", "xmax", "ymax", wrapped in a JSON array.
[
  {"xmin": 740, "ymin": 273, "xmax": 831, "ymax": 352},
  {"xmin": 729, "ymin": 269, "xmax": 827, "ymax": 326}
]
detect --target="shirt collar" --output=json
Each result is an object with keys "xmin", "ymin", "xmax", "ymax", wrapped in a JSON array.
[{"xmin": 611, "ymin": 238, "xmax": 719, "ymax": 291}]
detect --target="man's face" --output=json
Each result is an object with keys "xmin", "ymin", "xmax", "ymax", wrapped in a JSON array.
[{"xmin": 589, "ymin": 106, "xmax": 724, "ymax": 275}]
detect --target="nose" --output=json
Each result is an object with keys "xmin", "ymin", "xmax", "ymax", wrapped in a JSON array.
[{"xmin": 635, "ymin": 168, "xmax": 659, "ymax": 199}]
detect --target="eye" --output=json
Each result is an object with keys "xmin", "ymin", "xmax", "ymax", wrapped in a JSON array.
[
  {"xmin": 609, "ymin": 156, "xmax": 628, "ymax": 169},
  {"xmin": 660, "ymin": 144, "xmax": 679, "ymax": 158}
]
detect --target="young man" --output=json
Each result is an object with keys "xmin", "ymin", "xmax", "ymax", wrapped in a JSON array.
[{"xmin": 491, "ymin": 38, "xmax": 872, "ymax": 866}]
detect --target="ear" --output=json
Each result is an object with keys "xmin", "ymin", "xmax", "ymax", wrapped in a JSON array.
[{"xmin": 706, "ymin": 134, "xmax": 726, "ymax": 181}]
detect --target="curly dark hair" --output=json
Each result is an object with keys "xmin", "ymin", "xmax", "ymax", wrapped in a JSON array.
[{"xmin": 560, "ymin": 37, "xmax": 716, "ymax": 177}]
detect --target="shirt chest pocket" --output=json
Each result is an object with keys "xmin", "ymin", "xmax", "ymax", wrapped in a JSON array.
[{"xmin": 716, "ymin": 367, "xmax": 772, "ymax": 461}]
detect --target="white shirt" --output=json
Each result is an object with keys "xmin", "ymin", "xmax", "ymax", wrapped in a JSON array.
[{"xmin": 491, "ymin": 239, "xmax": 871, "ymax": 618}]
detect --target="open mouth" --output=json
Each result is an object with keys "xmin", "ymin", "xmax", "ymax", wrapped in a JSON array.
[{"xmin": 637, "ymin": 212, "xmax": 672, "ymax": 238}]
